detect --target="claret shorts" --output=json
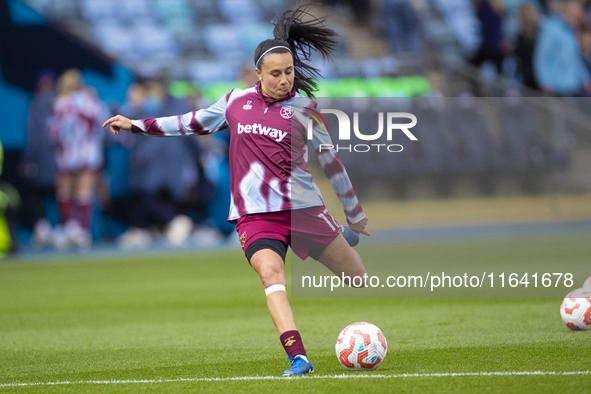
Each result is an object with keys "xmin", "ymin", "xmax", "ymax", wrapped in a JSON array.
[{"xmin": 235, "ymin": 206, "xmax": 341, "ymax": 261}]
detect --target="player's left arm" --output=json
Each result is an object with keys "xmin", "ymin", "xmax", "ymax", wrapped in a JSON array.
[{"xmin": 309, "ymin": 120, "xmax": 370, "ymax": 236}]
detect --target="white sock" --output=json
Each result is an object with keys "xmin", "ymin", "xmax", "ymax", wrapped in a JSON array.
[{"xmin": 295, "ymin": 354, "xmax": 309, "ymax": 363}]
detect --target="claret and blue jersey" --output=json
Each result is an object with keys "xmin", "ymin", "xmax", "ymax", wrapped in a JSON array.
[{"xmin": 130, "ymin": 82, "xmax": 365, "ymax": 225}]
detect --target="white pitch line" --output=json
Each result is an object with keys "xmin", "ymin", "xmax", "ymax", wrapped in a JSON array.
[{"xmin": 1, "ymin": 370, "xmax": 590, "ymax": 388}]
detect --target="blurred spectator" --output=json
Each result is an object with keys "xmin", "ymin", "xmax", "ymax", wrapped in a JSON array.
[
  {"xmin": 19, "ymin": 69, "xmax": 57, "ymax": 247},
  {"xmin": 193, "ymin": 131, "xmax": 234, "ymax": 243},
  {"xmin": 323, "ymin": 0, "xmax": 372, "ymax": 25},
  {"xmin": 539, "ymin": 0, "xmax": 551, "ymax": 14},
  {"xmin": 579, "ymin": 26, "xmax": 591, "ymax": 73},
  {"xmin": 377, "ymin": 0, "xmax": 424, "ymax": 56},
  {"xmin": 98, "ymin": 82, "xmax": 144, "ymax": 238},
  {"xmin": 513, "ymin": 3, "xmax": 540, "ymax": 90},
  {"xmin": 119, "ymin": 81, "xmax": 148, "ymax": 121},
  {"xmin": 469, "ymin": 0, "xmax": 510, "ymax": 75},
  {"xmin": 47, "ymin": 69, "xmax": 106, "ymax": 249},
  {"xmin": 0, "ymin": 141, "xmax": 21, "ymax": 256},
  {"xmin": 534, "ymin": 0, "xmax": 591, "ymax": 96},
  {"xmin": 185, "ymin": 86, "xmax": 210, "ymax": 111},
  {"xmin": 116, "ymin": 79, "xmax": 201, "ymax": 248},
  {"xmin": 349, "ymin": 0, "xmax": 373, "ymax": 25},
  {"xmin": 239, "ymin": 63, "xmax": 259, "ymax": 88},
  {"xmin": 181, "ymin": 86, "xmax": 231, "ymax": 242}
]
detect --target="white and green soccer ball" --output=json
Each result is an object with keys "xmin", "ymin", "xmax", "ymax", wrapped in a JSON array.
[{"xmin": 335, "ymin": 322, "xmax": 387, "ymax": 370}]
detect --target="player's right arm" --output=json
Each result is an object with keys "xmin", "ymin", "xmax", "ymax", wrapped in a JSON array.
[
  {"xmin": 102, "ymin": 93, "xmax": 230, "ymax": 137},
  {"xmin": 102, "ymin": 114, "xmax": 132, "ymax": 135}
]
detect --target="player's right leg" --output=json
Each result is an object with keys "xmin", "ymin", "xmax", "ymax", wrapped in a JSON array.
[
  {"xmin": 249, "ymin": 245, "xmax": 314, "ymax": 376},
  {"xmin": 292, "ymin": 206, "xmax": 367, "ymax": 284},
  {"xmin": 236, "ymin": 212, "xmax": 313, "ymax": 376}
]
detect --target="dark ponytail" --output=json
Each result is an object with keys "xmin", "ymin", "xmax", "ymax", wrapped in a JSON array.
[{"xmin": 253, "ymin": 3, "xmax": 338, "ymax": 97}]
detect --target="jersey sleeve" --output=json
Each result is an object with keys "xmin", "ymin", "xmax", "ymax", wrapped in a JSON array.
[
  {"xmin": 130, "ymin": 93, "xmax": 230, "ymax": 136},
  {"xmin": 307, "ymin": 104, "xmax": 366, "ymax": 225}
]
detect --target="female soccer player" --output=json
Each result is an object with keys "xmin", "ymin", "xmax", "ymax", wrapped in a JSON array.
[
  {"xmin": 103, "ymin": 4, "xmax": 369, "ymax": 376},
  {"xmin": 49, "ymin": 68, "xmax": 104, "ymax": 249}
]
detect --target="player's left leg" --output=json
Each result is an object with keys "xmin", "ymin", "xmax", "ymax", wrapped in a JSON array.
[
  {"xmin": 292, "ymin": 206, "xmax": 367, "ymax": 284},
  {"xmin": 317, "ymin": 233, "xmax": 367, "ymax": 286}
]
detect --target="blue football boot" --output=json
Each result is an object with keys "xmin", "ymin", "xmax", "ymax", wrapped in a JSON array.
[{"xmin": 282, "ymin": 355, "xmax": 314, "ymax": 376}]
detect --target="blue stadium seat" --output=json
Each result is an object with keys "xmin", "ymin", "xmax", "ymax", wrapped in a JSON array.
[
  {"xmin": 238, "ymin": 22, "xmax": 272, "ymax": 55},
  {"xmin": 92, "ymin": 23, "xmax": 137, "ymax": 59},
  {"xmin": 80, "ymin": 0, "xmax": 119, "ymax": 21},
  {"xmin": 151, "ymin": 0, "xmax": 194, "ymax": 21},
  {"xmin": 432, "ymin": 0, "xmax": 480, "ymax": 55},
  {"xmin": 218, "ymin": 0, "xmax": 262, "ymax": 23},
  {"xmin": 162, "ymin": 14, "xmax": 197, "ymax": 37},
  {"xmin": 42, "ymin": 0, "xmax": 81, "ymax": 21},
  {"xmin": 119, "ymin": 0, "xmax": 152, "ymax": 20},
  {"xmin": 189, "ymin": 0, "xmax": 223, "ymax": 23},
  {"xmin": 203, "ymin": 23, "xmax": 245, "ymax": 59},
  {"xmin": 132, "ymin": 23, "xmax": 179, "ymax": 60},
  {"xmin": 257, "ymin": 0, "xmax": 289, "ymax": 20},
  {"xmin": 189, "ymin": 59, "xmax": 241, "ymax": 84},
  {"xmin": 174, "ymin": 26, "xmax": 207, "ymax": 56}
]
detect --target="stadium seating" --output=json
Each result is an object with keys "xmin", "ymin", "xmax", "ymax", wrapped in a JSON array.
[
  {"xmin": 18, "ymin": 0, "xmax": 579, "ymax": 198},
  {"xmin": 21, "ymin": 0, "xmax": 398, "ymax": 82}
]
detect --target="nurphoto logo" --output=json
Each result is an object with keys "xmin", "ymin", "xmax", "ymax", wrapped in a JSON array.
[{"xmin": 306, "ymin": 109, "xmax": 418, "ymax": 153}]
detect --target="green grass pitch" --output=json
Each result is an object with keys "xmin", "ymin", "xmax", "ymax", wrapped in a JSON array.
[{"xmin": 0, "ymin": 234, "xmax": 590, "ymax": 393}]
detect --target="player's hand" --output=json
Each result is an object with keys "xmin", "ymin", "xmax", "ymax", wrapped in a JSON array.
[
  {"xmin": 102, "ymin": 115, "xmax": 132, "ymax": 135},
  {"xmin": 349, "ymin": 217, "xmax": 370, "ymax": 236}
]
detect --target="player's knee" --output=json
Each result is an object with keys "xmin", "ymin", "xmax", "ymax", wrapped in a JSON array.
[{"xmin": 258, "ymin": 266, "xmax": 285, "ymax": 288}]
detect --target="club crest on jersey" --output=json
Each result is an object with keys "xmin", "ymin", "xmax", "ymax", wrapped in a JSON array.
[
  {"xmin": 280, "ymin": 105, "xmax": 293, "ymax": 119},
  {"xmin": 243, "ymin": 100, "xmax": 253, "ymax": 110}
]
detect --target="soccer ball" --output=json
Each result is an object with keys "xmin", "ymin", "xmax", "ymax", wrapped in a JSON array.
[
  {"xmin": 335, "ymin": 322, "xmax": 387, "ymax": 370},
  {"xmin": 560, "ymin": 288, "xmax": 591, "ymax": 330}
]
